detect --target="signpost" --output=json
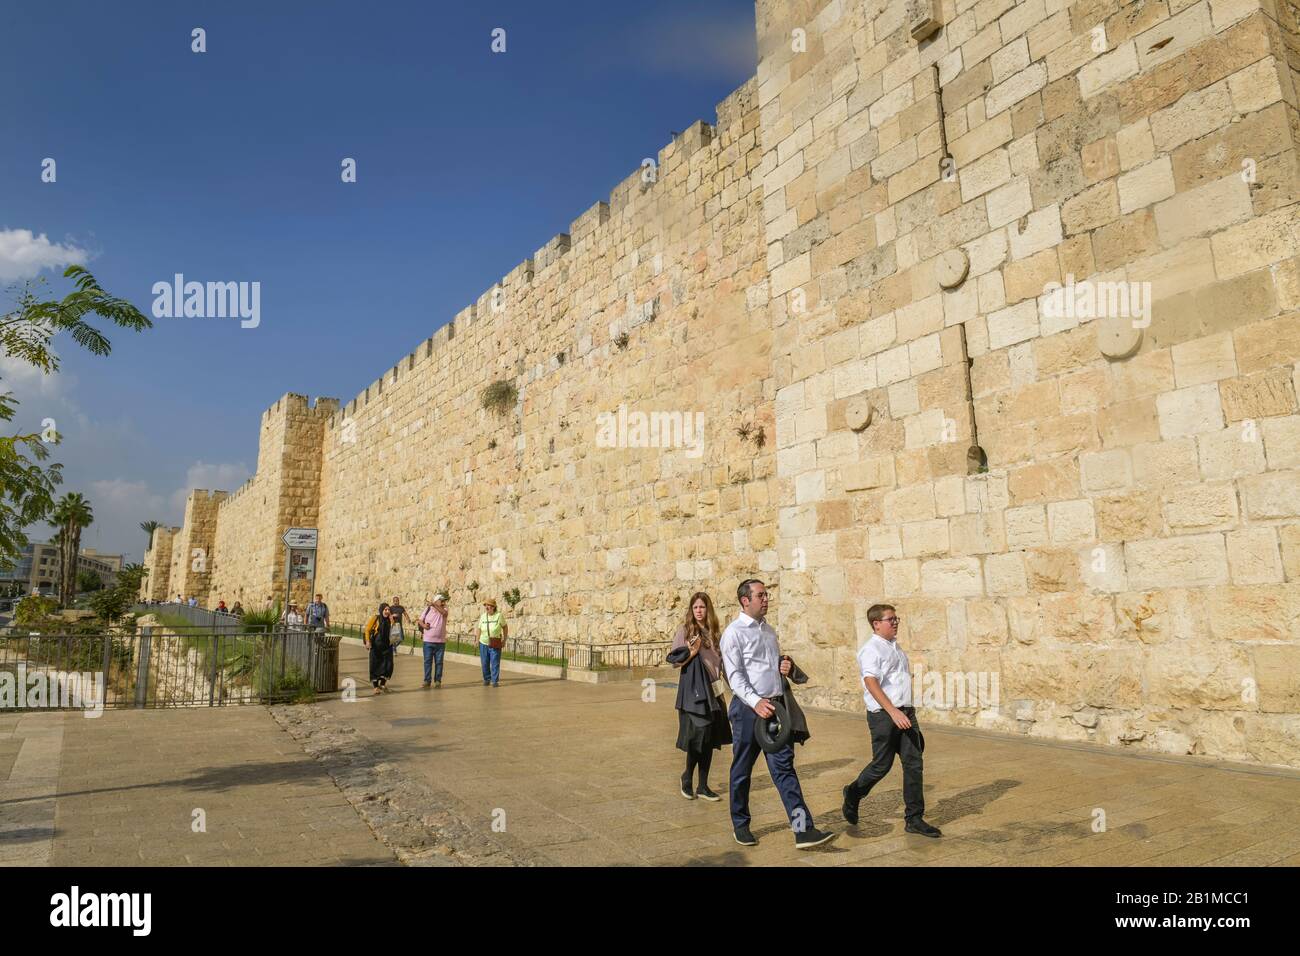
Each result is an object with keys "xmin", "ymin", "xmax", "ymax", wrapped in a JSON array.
[{"xmin": 282, "ymin": 527, "xmax": 319, "ymax": 624}]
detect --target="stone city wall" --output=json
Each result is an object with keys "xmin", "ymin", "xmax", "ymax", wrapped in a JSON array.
[{"xmin": 150, "ymin": 0, "xmax": 1300, "ymax": 767}]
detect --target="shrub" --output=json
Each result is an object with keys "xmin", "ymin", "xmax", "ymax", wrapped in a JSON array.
[{"xmin": 480, "ymin": 380, "xmax": 517, "ymax": 415}]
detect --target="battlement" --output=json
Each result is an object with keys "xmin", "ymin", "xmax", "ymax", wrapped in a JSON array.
[{"xmin": 318, "ymin": 77, "xmax": 758, "ymax": 427}]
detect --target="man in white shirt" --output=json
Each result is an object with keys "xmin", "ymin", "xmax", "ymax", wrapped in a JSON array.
[
  {"xmin": 841, "ymin": 603, "xmax": 941, "ymax": 837},
  {"xmin": 721, "ymin": 578, "xmax": 834, "ymax": 850}
]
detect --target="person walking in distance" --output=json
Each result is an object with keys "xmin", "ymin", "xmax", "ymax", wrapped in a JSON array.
[
  {"xmin": 420, "ymin": 593, "xmax": 449, "ymax": 688},
  {"xmin": 478, "ymin": 597, "xmax": 507, "ymax": 687},
  {"xmin": 389, "ymin": 596, "xmax": 407, "ymax": 643},
  {"xmin": 668, "ymin": 591, "xmax": 731, "ymax": 802},
  {"xmin": 720, "ymin": 579, "xmax": 834, "ymax": 850},
  {"xmin": 305, "ymin": 593, "xmax": 330, "ymax": 634},
  {"xmin": 840, "ymin": 604, "xmax": 941, "ymax": 838},
  {"xmin": 364, "ymin": 603, "xmax": 395, "ymax": 695}
]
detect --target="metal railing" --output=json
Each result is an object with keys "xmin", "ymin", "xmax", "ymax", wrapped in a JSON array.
[
  {"xmin": 0, "ymin": 626, "xmax": 340, "ymax": 710},
  {"xmin": 135, "ymin": 600, "xmax": 246, "ymax": 634},
  {"xmin": 327, "ymin": 621, "xmax": 671, "ymax": 670}
]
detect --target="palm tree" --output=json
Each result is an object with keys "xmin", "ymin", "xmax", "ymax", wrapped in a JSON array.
[
  {"xmin": 140, "ymin": 520, "xmax": 160, "ymax": 551},
  {"xmin": 52, "ymin": 492, "xmax": 93, "ymax": 607}
]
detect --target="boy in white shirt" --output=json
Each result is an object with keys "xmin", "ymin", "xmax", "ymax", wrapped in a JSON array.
[{"xmin": 841, "ymin": 603, "xmax": 941, "ymax": 837}]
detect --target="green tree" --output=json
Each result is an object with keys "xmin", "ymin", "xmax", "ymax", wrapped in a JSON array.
[
  {"xmin": 90, "ymin": 562, "xmax": 146, "ymax": 624},
  {"xmin": 52, "ymin": 492, "xmax": 93, "ymax": 607},
  {"xmin": 0, "ymin": 265, "xmax": 152, "ymax": 569},
  {"xmin": 140, "ymin": 519, "xmax": 160, "ymax": 550},
  {"xmin": 77, "ymin": 568, "xmax": 103, "ymax": 592}
]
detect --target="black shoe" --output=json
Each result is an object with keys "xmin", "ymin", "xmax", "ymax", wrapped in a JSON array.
[
  {"xmin": 841, "ymin": 784, "xmax": 859, "ymax": 825},
  {"xmin": 795, "ymin": 827, "xmax": 836, "ymax": 849},
  {"xmin": 696, "ymin": 785, "xmax": 721, "ymax": 802},
  {"xmin": 680, "ymin": 781, "xmax": 695, "ymax": 800},
  {"xmin": 905, "ymin": 819, "xmax": 942, "ymax": 838},
  {"xmin": 733, "ymin": 826, "xmax": 757, "ymax": 846},
  {"xmin": 483, "ymin": 680, "xmax": 490, "ymax": 686}
]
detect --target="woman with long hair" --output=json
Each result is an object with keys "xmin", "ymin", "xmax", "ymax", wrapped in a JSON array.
[
  {"xmin": 364, "ymin": 603, "xmax": 395, "ymax": 694},
  {"xmin": 668, "ymin": 591, "xmax": 731, "ymax": 801}
]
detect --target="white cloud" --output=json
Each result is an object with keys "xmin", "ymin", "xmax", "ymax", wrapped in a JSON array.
[
  {"xmin": 169, "ymin": 461, "xmax": 252, "ymax": 514},
  {"xmin": 0, "ymin": 228, "xmax": 89, "ymax": 281}
]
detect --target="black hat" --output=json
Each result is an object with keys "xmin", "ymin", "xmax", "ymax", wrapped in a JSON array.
[
  {"xmin": 666, "ymin": 645, "xmax": 690, "ymax": 665},
  {"xmin": 754, "ymin": 698, "xmax": 794, "ymax": 753}
]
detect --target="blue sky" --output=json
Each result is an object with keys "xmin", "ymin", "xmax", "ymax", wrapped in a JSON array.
[{"xmin": 1, "ymin": 0, "xmax": 756, "ymax": 561}]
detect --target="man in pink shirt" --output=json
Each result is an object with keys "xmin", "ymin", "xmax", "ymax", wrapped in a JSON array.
[{"xmin": 420, "ymin": 593, "xmax": 449, "ymax": 688}]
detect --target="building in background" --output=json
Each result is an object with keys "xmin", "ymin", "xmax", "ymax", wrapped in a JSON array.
[{"xmin": 0, "ymin": 541, "xmax": 125, "ymax": 595}]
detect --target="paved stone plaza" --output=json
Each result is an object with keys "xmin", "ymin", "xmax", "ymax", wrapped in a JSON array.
[{"xmin": 3, "ymin": 643, "xmax": 1299, "ymax": 867}]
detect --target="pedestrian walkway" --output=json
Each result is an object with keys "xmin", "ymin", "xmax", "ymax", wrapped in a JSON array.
[
  {"xmin": 0, "ymin": 707, "xmax": 395, "ymax": 866},
  {"xmin": 5, "ymin": 643, "xmax": 1300, "ymax": 866},
  {"xmin": 321, "ymin": 644, "xmax": 1300, "ymax": 866}
]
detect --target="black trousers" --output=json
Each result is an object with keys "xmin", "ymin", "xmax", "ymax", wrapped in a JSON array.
[{"xmin": 847, "ymin": 706, "xmax": 925, "ymax": 822}]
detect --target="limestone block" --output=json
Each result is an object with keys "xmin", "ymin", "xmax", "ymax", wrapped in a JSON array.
[
  {"xmin": 1226, "ymin": 528, "xmax": 1284, "ymax": 585},
  {"xmin": 884, "ymin": 482, "xmax": 936, "ymax": 523},
  {"xmin": 965, "ymin": 472, "xmax": 1011, "ymax": 513},
  {"xmin": 1154, "ymin": 174, "xmax": 1253, "ymax": 247},
  {"xmin": 1026, "ymin": 548, "xmax": 1081, "ymax": 593},
  {"xmin": 1262, "ymin": 416, "xmax": 1300, "ymax": 470},
  {"xmin": 1254, "ymin": 644, "xmax": 1300, "ymax": 713},
  {"xmin": 1171, "ymin": 332, "xmax": 1237, "ymax": 388},
  {"xmin": 1280, "ymin": 525, "xmax": 1300, "ymax": 581},
  {"xmin": 1132, "ymin": 437, "xmax": 1201, "ymax": 486},
  {"xmin": 1157, "ymin": 383, "xmax": 1225, "ymax": 439},
  {"xmin": 1107, "ymin": 351, "xmax": 1180, "ymax": 403},
  {"xmin": 1205, "ymin": 584, "xmax": 1300, "ymax": 643},
  {"xmin": 1080, "ymin": 542, "xmax": 1128, "ymax": 592},
  {"xmin": 1117, "ymin": 157, "xmax": 1175, "ymax": 214},
  {"xmin": 919, "ymin": 557, "xmax": 984, "ymax": 597},
  {"xmin": 987, "ymin": 300, "xmax": 1040, "ymax": 350},
  {"xmin": 933, "ymin": 474, "xmax": 966, "ymax": 517},
  {"xmin": 1197, "ymin": 426, "xmax": 1268, "ymax": 481},
  {"xmin": 883, "ymin": 559, "xmax": 921, "ymax": 595},
  {"xmin": 1008, "ymin": 458, "xmax": 1080, "ymax": 504},
  {"xmin": 902, "ymin": 519, "xmax": 951, "ymax": 557},
  {"xmin": 1099, "ymin": 398, "xmax": 1161, "ymax": 448},
  {"xmin": 1081, "ymin": 449, "xmax": 1133, "ymax": 491},
  {"xmin": 1162, "ymin": 482, "xmax": 1239, "ymax": 532},
  {"xmin": 1126, "ymin": 534, "xmax": 1230, "ymax": 589},
  {"xmin": 1048, "ymin": 499, "xmax": 1096, "ymax": 545},
  {"xmin": 1096, "ymin": 491, "xmax": 1163, "ymax": 542},
  {"xmin": 1008, "ymin": 204, "xmax": 1063, "ymax": 259},
  {"xmin": 1006, "ymin": 504, "xmax": 1048, "ymax": 548},
  {"xmin": 986, "ymin": 551, "xmax": 1028, "ymax": 595},
  {"xmin": 1242, "ymin": 471, "xmax": 1300, "ymax": 520},
  {"xmin": 843, "ymin": 455, "xmax": 895, "ymax": 492},
  {"xmin": 1145, "ymin": 643, "xmax": 1252, "ymax": 711},
  {"xmin": 1221, "ymin": 371, "xmax": 1298, "ymax": 424},
  {"xmin": 869, "ymin": 525, "xmax": 903, "ymax": 561},
  {"xmin": 966, "ymin": 599, "xmax": 1008, "ymax": 645},
  {"xmin": 1232, "ymin": 314, "xmax": 1300, "ymax": 375},
  {"xmin": 950, "ymin": 512, "xmax": 1007, "ymax": 554}
]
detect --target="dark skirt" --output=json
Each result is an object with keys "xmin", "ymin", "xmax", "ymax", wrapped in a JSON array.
[
  {"xmin": 369, "ymin": 643, "xmax": 394, "ymax": 683},
  {"xmin": 676, "ymin": 707, "xmax": 732, "ymax": 753}
]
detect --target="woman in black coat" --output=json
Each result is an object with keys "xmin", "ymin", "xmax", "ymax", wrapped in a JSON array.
[
  {"xmin": 668, "ymin": 592, "xmax": 732, "ymax": 801},
  {"xmin": 364, "ymin": 603, "xmax": 395, "ymax": 694}
]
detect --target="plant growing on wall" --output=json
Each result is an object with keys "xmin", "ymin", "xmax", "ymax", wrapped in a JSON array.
[
  {"xmin": 614, "ymin": 331, "xmax": 629, "ymax": 350},
  {"xmin": 480, "ymin": 379, "xmax": 517, "ymax": 415},
  {"xmin": 467, "ymin": 580, "xmax": 479, "ymax": 603},
  {"xmin": 503, "ymin": 587, "xmax": 522, "ymax": 612},
  {"xmin": 736, "ymin": 421, "xmax": 766, "ymax": 451}
]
